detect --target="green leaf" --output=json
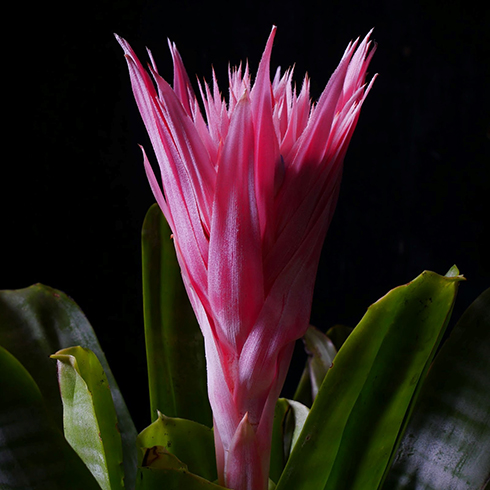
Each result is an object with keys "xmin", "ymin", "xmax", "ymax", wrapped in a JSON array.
[
  {"xmin": 270, "ymin": 399, "xmax": 310, "ymax": 484},
  {"xmin": 384, "ymin": 287, "xmax": 490, "ymax": 489},
  {"xmin": 137, "ymin": 412, "xmax": 217, "ymax": 481},
  {"xmin": 285, "ymin": 400, "xmax": 310, "ymax": 456},
  {"xmin": 0, "ymin": 345, "xmax": 100, "ymax": 490},
  {"xmin": 293, "ymin": 326, "xmax": 337, "ymax": 406},
  {"xmin": 325, "ymin": 324, "xmax": 353, "ymax": 352},
  {"xmin": 270, "ymin": 399, "xmax": 291, "ymax": 483},
  {"xmin": 140, "ymin": 446, "xmax": 188, "ymax": 471},
  {"xmin": 51, "ymin": 346, "xmax": 125, "ymax": 490},
  {"xmin": 136, "ymin": 430, "xmax": 227, "ymax": 490},
  {"xmin": 0, "ymin": 284, "xmax": 137, "ymax": 487},
  {"xmin": 445, "ymin": 264, "xmax": 461, "ymax": 277},
  {"xmin": 142, "ymin": 204, "xmax": 211, "ymax": 426},
  {"xmin": 276, "ymin": 269, "xmax": 463, "ymax": 490}
]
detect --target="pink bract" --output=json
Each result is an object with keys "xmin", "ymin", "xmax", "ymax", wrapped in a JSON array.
[{"xmin": 117, "ymin": 26, "xmax": 375, "ymax": 490}]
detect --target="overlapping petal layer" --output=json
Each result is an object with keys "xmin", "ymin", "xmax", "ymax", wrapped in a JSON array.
[{"xmin": 117, "ymin": 26, "xmax": 375, "ymax": 490}]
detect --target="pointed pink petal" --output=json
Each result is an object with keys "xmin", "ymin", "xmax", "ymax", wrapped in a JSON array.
[
  {"xmin": 285, "ymin": 48, "xmax": 352, "ymax": 170},
  {"xmin": 167, "ymin": 39, "xmax": 196, "ymax": 116},
  {"xmin": 140, "ymin": 145, "xmax": 174, "ymax": 229},
  {"xmin": 279, "ymin": 74, "xmax": 311, "ymax": 159},
  {"xmin": 276, "ymin": 36, "xmax": 375, "ymax": 242},
  {"xmin": 341, "ymin": 30, "xmax": 376, "ymax": 106},
  {"xmin": 148, "ymin": 67, "xmax": 216, "ymax": 232},
  {"xmin": 191, "ymin": 96, "xmax": 219, "ymax": 163},
  {"xmin": 208, "ymin": 95, "xmax": 264, "ymax": 354},
  {"xmin": 117, "ymin": 35, "xmax": 210, "ymax": 296},
  {"xmin": 224, "ymin": 413, "xmax": 266, "ymax": 490},
  {"xmin": 250, "ymin": 26, "xmax": 281, "ymax": 252},
  {"xmin": 199, "ymin": 78, "xmax": 224, "ymax": 145}
]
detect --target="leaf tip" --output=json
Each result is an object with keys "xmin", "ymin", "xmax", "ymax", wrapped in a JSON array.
[{"xmin": 445, "ymin": 264, "xmax": 465, "ymax": 280}]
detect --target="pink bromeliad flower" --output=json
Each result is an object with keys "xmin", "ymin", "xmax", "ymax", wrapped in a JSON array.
[{"xmin": 117, "ymin": 27, "xmax": 375, "ymax": 490}]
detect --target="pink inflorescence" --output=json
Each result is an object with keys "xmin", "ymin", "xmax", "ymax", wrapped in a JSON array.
[{"xmin": 117, "ymin": 26, "xmax": 376, "ymax": 490}]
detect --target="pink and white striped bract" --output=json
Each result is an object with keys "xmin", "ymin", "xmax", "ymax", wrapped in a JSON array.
[{"xmin": 117, "ymin": 26, "xmax": 375, "ymax": 490}]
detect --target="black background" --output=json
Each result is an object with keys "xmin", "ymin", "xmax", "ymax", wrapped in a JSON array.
[{"xmin": 3, "ymin": 0, "xmax": 489, "ymax": 430}]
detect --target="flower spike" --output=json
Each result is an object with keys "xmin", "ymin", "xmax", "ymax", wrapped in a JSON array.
[{"xmin": 117, "ymin": 27, "xmax": 375, "ymax": 490}]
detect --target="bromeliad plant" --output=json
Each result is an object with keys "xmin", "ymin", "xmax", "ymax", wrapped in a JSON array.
[{"xmin": 1, "ymin": 27, "xmax": 489, "ymax": 490}]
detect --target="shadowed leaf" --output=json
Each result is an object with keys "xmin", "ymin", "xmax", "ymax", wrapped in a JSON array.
[
  {"xmin": 0, "ymin": 284, "xmax": 137, "ymax": 487},
  {"xmin": 0, "ymin": 345, "xmax": 100, "ymax": 490},
  {"xmin": 384, "ymin": 287, "xmax": 490, "ymax": 490}
]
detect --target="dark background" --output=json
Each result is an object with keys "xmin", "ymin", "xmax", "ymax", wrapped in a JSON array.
[{"xmin": 3, "ymin": 0, "xmax": 489, "ymax": 430}]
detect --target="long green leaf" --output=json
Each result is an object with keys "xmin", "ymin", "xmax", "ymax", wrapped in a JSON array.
[
  {"xmin": 137, "ymin": 412, "xmax": 217, "ymax": 481},
  {"xmin": 276, "ymin": 269, "xmax": 463, "ymax": 490},
  {"xmin": 384, "ymin": 287, "xmax": 490, "ymax": 490},
  {"xmin": 0, "ymin": 345, "xmax": 100, "ymax": 490},
  {"xmin": 0, "ymin": 284, "xmax": 137, "ymax": 487},
  {"xmin": 52, "ymin": 346, "xmax": 125, "ymax": 490},
  {"xmin": 141, "ymin": 204, "xmax": 211, "ymax": 426}
]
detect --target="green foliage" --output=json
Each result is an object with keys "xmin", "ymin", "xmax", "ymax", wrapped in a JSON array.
[
  {"xmin": 137, "ymin": 412, "xmax": 217, "ymax": 481},
  {"xmin": 135, "ymin": 413, "xmax": 228, "ymax": 490},
  {"xmin": 52, "ymin": 347, "xmax": 125, "ymax": 490},
  {"xmin": 2, "ymin": 242, "xmax": 488, "ymax": 490},
  {"xmin": 0, "ymin": 345, "xmax": 100, "ymax": 490},
  {"xmin": 276, "ymin": 269, "xmax": 463, "ymax": 490},
  {"xmin": 384, "ymin": 287, "xmax": 490, "ymax": 490},
  {"xmin": 0, "ymin": 284, "xmax": 137, "ymax": 488}
]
